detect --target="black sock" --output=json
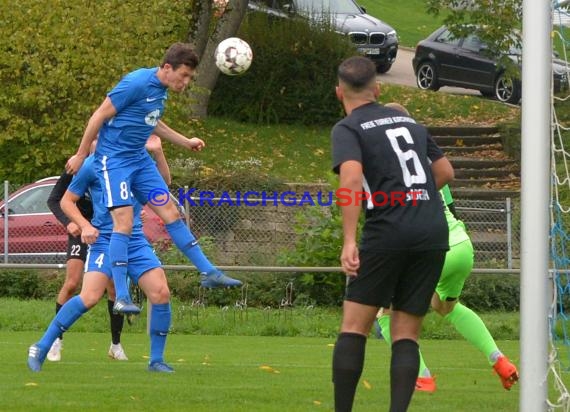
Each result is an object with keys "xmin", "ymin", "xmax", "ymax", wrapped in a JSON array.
[
  {"xmin": 390, "ymin": 339, "xmax": 419, "ymax": 412},
  {"xmin": 332, "ymin": 332, "xmax": 367, "ymax": 412},
  {"xmin": 108, "ymin": 300, "xmax": 124, "ymax": 345},
  {"xmin": 55, "ymin": 302, "xmax": 63, "ymax": 339}
]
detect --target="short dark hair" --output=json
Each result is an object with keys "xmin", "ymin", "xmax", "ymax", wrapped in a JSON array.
[
  {"xmin": 161, "ymin": 43, "xmax": 199, "ymax": 70},
  {"xmin": 337, "ymin": 56, "xmax": 376, "ymax": 90}
]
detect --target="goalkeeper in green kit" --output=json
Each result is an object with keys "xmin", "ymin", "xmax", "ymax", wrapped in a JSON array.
[{"xmin": 375, "ymin": 184, "xmax": 519, "ymax": 392}]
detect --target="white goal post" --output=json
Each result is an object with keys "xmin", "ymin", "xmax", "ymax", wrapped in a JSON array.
[{"xmin": 520, "ymin": 0, "xmax": 551, "ymax": 410}]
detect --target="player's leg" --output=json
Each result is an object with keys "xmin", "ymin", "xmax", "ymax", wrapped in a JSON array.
[
  {"xmin": 389, "ymin": 249, "xmax": 445, "ymax": 412},
  {"xmin": 433, "ymin": 239, "xmax": 518, "ymax": 389},
  {"xmin": 132, "ymin": 160, "xmax": 241, "ymax": 288},
  {"xmin": 333, "ymin": 301, "xmax": 377, "ymax": 412},
  {"xmin": 138, "ymin": 267, "xmax": 173, "ymax": 372},
  {"xmin": 104, "ymin": 279, "xmax": 127, "ymax": 360},
  {"xmin": 332, "ymin": 249, "xmax": 399, "ymax": 412},
  {"xmin": 108, "ymin": 205, "xmax": 139, "ymax": 312},
  {"xmin": 27, "ymin": 271, "xmax": 108, "ymax": 372},
  {"xmin": 98, "ymin": 158, "xmax": 139, "ymax": 313},
  {"xmin": 128, "ymin": 238, "xmax": 173, "ymax": 372},
  {"xmin": 47, "ymin": 235, "xmax": 87, "ymax": 362},
  {"xmin": 375, "ymin": 308, "xmax": 435, "ymax": 392}
]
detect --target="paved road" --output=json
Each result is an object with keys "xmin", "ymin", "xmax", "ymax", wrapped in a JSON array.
[{"xmin": 377, "ymin": 47, "xmax": 479, "ymax": 97}]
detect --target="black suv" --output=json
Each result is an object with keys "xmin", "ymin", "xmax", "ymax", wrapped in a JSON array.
[
  {"xmin": 249, "ymin": 0, "xmax": 398, "ymax": 73},
  {"xmin": 413, "ymin": 26, "xmax": 568, "ymax": 104}
]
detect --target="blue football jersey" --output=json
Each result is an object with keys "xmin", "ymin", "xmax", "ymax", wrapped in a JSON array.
[
  {"xmin": 68, "ymin": 155, "xmax": 144, "ymax": 235},
  {"xmin": 97, "ymin": 67, "xmax": 168, "ymax": 159}
]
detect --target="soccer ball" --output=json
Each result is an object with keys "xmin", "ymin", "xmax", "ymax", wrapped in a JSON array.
[{"xmin": 214, "ymin": 37, "xmax": 253, "ymax": 76}]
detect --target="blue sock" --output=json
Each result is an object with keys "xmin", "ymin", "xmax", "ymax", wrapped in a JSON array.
[
  {"xmin": 165, "ymin": 220, "xmax": 215, "ymax": 274},
  {"xmin": 109, "ymin": 232, "xmax": 130, "ymax": 301},
  {"xmin": 37, "ymin": 296, "xmax": 88, "ymax": 352},
  {"xmin": 149, "ymin": 303, "xmax": 171, "ymax": 364}
]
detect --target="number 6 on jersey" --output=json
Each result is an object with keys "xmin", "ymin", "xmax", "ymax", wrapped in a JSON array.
[{"xmin": 385, "ymin": 127, "xmax": 427, "ymax": 187}]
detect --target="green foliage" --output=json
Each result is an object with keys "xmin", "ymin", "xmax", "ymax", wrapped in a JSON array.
[
  {"xmin": 0, "ymin": 270, "xmax": 63, "ymax": 299},
  {"xmin": 0, "ymin": 0, "xmax": 192, "ymax": 181},
  {"xmin": 209, "ymin": 12, "xmax": 355, "ymax": 125},
  {"xmin": 278, "ymin": 200, "xmax": 357, "ymax": 306},
  {"xmin": 177, "ymin": 273, "xmax": 302, "ymax": 308},
  {"xmin": 460, "ymin": 274, "xmax": 520, "ymax": 312}
]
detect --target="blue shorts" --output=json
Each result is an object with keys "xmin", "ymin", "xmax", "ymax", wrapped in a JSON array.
[
  {"xmin": 96, "ymin": 152, "xmax": 168, "ymax": 208},
  {"xmin": 84, "ymin": 233, "xmax": 161, "ymax": 284}
]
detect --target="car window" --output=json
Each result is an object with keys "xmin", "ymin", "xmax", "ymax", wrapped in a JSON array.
[
  {"xmin": 435, "ymin": 29, "xmax": 461, "ymax": 46},
  {"xmin": 462, "ymin": 34, "xmax": 484, "ymax": 52},
  {"xmin": 4, "ymin": 185, "xmax": 54, "ymax": 214}
]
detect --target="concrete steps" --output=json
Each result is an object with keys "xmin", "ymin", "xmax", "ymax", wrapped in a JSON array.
[{"xmin": 430, "ymin": 127, "xmax": 520, "ymax": 268}]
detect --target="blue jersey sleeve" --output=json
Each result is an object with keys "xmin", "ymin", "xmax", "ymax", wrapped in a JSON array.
[
  {"xmin": 107, "ymin": 71, "xmax": 146, "ymax": 114},
  {"xmin": 68, "ymin": 157, "xmax": 95, "ymax": 198}
]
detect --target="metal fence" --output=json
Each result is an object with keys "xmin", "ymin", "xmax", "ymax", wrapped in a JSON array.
[
  {"xmin": 455, "ymin": 198, "xmax": 519, "ymax": 269},
  {"xmin": 0, "ymin": 179, "xmax": 519, "ymax": 269}
]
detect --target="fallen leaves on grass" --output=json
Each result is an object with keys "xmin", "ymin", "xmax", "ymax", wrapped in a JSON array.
[{"xmin": 259, "ymin": 364, "xmax": 280, "ymax": 374}]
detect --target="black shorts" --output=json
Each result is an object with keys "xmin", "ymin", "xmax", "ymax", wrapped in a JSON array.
[
  {"xmin": 345, "ymin": 249, "xmax": 446, "ymax": 316},
  {"xmin": 66, "ymin": 235, "xmax": 88, "ymax": 262}
]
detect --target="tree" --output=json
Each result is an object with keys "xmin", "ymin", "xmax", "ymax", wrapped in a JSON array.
[{"xmin": 187, "ymin": 0, "xmax": 250, "ymax": 118}]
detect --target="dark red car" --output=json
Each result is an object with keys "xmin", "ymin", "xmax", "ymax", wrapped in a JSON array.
[{"xmin": 0, "ymin": 177, "xmax": 172, "ymax": 264}]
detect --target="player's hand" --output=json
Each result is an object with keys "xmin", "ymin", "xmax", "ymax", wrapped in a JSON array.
[
  {"xmin": 188, "ymin": 137, "xmax": 205, "ymax": 152},
  {"xmin": 80, "ymin": 225, "xmax": 99, "ymax": 245},
  {"xmin": 340, "ymin": 242, "xmax": 360, "ymax": 276},
  {"xmin": 66, "ymin": 222, "xmax": 81, "ymax": 237},
  {"xmin": 140, "ymin": 209, "xmax": 147, "ymax": 223},
  {"xmin": 145, "ymin": 134, "xmax": 163, "ymax": 154},
  {"xmin": 65, "ymin": 154, "xmax": 86, "ymax": 175}
]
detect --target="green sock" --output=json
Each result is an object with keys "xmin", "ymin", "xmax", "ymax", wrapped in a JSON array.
[
  {"xmin": 376, "ymin": 315, "xmax": 430, "ymax": 377},
  {"xmin": 377, "ymin": 315, "xmax": 392, "ymax": 345},
  {"xmin": 444, "ymin": 302, "xmax": 500, "ymax": 365}
]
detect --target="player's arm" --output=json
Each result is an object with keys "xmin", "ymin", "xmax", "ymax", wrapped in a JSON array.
[
  {"xmin": 145, "ymin": 135, "xmax": 171, "ymax": 185},
  {"xmin": 61, "ymin": 190, "xmax": 99, "ymax": 245},
  {"xmin": 338, "ymin": 160, "xmax": 363, "ymax": 277},
  {"xmin": 47, "ymin": 172, "xmax": 73, "ymax": 228},
  {"xmin": 431, "ymin": 157, "xmax": 454, "ymax": 190},
  {"xmin": 154, "ymin": 120, "xmax": 205, "ymax": 153},
  {"xmin": 440, "ymin": 184, "xmax": 459, "ymax": 219},
  {"xmin": 66, "ymin": 97, "xmax": 117, "ymax": 174}
]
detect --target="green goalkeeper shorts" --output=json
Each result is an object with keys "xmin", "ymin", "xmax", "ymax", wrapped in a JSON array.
[{"xmin": 435, "ymin": 238, "xmax": 474, "ymax": 301}]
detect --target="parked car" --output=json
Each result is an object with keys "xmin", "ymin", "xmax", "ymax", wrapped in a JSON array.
[
  {"xmin": 0, "ymin": 177, "xmax": 173, "ymax": 264},
  {"xmin": 412, "ymin": 26, "xmax": 569, "ymax": 104},
  {"xmin": 249, "ymin": 0, "xmax": 398, "ymax": 73}
]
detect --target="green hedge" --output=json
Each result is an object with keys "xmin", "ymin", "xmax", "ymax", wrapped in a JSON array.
[
  {"xmin": 209, "ymin": 12, "xmax": 355, "ymax": 125},
  {"xmin": 0, "ymin": 268, "xmax": 521, "ymax": 311}
]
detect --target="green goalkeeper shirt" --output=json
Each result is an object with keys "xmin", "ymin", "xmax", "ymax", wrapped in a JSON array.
[{"xmin": 440, "ymin": 185, "xmax": 470, "ymax": 247}]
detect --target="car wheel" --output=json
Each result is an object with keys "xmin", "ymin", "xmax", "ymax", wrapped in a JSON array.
[
  {"xmin": 376, "ymin": 63, "xmax": 392, "ymax": 74},
  {"xmin": 494, "ymin": 73, "xmax": 521, "ymax": 104},
  {"xmin": 416, "ymin": 62, "xmax": 439, "ymax": 91}
]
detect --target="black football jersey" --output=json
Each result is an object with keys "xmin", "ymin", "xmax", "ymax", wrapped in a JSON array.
[{"xmin": 331, "ymin": 102, "xmax": 448, "ymax": 251}]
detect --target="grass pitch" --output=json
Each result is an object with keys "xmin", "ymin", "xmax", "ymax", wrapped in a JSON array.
[{"xmin": 2, "ymin": 332, "xmax": 526, "ymax": 411}]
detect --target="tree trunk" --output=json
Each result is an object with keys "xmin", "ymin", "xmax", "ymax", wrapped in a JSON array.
[{"xmin": 187, "ymin": 0, "xmax": 249, "ymax": 119}]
